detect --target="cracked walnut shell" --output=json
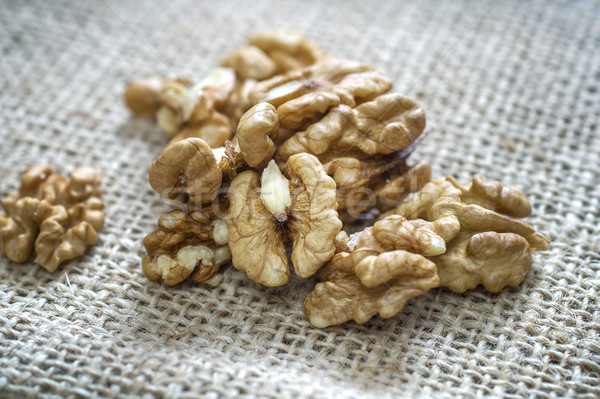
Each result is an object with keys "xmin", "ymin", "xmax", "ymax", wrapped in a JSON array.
[
  {"xmin": 385, "ymin": 175, "xmax": 550, "ymax": 293},
  {"xmin": 0, "ymin": 165, "xmax": 104, "ymax": 272},
  {"xmin": 226, "ymin": 154, "xmax": 342, "ymax": 286},
  {"xmin": 304, "ymin": 215, "xmax": 444, "ymax": 327}
]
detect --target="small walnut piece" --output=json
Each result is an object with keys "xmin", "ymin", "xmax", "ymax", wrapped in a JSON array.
[
  {"xmin": 34, "ymin": 199, "xmax": 104, "ymax": 272},
  {"xmin": 248, "ymin": 29, "xmax": 328, "ymax": 74},
  {"xmin": 227, "ymin": 153, "xmax": 342, "ymax": 286},
  {"xmin": 148, "ymin": 138, "xmax": 223, "ymax": 212},
  {"xmin": 0, "ymin": 165, "xmax": 105, "ymax": 272},
  {"xmin": 385, "ymin": 175, "xmax": 550, "ymax": 293},
  {"xmin": 124, "ymin": 76, "xmax": 188, "ymax": 117},
  {"xmin": 221, "ymin": 45, "xmax": 277, "ymax": 81},
  {"xmin": 124, "ymin": 70, "xmax": 235, "ymax": 148},
  {"xmin": 0, "ymin": 198, "xmax": 54, "ymax": 263},
  {"xmin": 221, "ymin": 29, "xmax": 327, "ymax": 81},
  {"xmin": 304, "ymin": 215, "xmax": 442, "ymax": 327},
  {"xmin": 234, "ymin": 102, "xmax": 279, "ymax": 168},
  {"xmin": 142, "ymin": 209, "xmax": 231, "ymax": 285},
  {"xmin": 157, "ymin": 69, "xmax": 236, "ymax": 147}
]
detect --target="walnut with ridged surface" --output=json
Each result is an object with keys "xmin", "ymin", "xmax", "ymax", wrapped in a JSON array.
[
  {"xmin": 249, "ymin": 58, "xmax": 392, "ymax": 129},
  {"xmin": 124, "ymin": 69, "xmax": 235, "ymax": 148},
  {"xmin": 142, "ymin": 208, "xmax": 231, "ymax": 286},
  {"xmin": 148, "ymin": 138, "xmax": 223, "ymax": 213},
  {"xmin": 274, "ymin": 93, "xmax": 429, "ymax": 215},
  {"xmin": 233, "ymin": 102, "xmax": 280, "ymax": 169},
  {"xmin": 384, "ymin": 175, "xmax": 550, "ymax": 293},
  {"xmin": 304, "ymin": 215, "xmax": 446, "ymax": 327},
  {"xmin": 221, "ymin": 29, "xmax": 328, "ymax": 81},
  {"xmin": 226, "ymin": 154, "xmax": 342, "ymax": 287},
  {"xmin": 0, "ymin": 165, "xmax": 104, "ymax": 272}
]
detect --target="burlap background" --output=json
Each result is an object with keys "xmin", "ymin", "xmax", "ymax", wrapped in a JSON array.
[{"xmin": 1, "ymin": 0, "xmax": 598, "ymax": 397}]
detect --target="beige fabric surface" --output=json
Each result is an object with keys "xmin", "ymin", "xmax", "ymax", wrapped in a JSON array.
[{"xmin": 1, "ymin": 0, "xmax": 599, "ymax": 398}]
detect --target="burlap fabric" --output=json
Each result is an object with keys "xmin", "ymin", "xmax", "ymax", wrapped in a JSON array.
[{"xmin": 1, "ymin": 0, "xmax": 599, "ymax": 397}]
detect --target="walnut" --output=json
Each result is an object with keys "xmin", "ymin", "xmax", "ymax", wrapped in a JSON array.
[
  {"xmin": 233, "ymin": 102, "xmax": 279, "ymax": 168},
  {"xmin": 157, "ymin": 68, "xmax": 235, "ymax": 147},
  {"xmin": 248, "ymin": 29, "xmax": 328, "ymax": 74},
  {"xmin": 142, "ymin": 208, "xmax": 231, "ymax": 286},
  {"xmin": 372, "ymin": 160, "xmax": 431, "ymax": 212},
  {"xmin": 124, "ymin": 69, "xmax": 235, "ymax": 148},
  {"xmin": 221, "ymin": 45, "xmax": 277, "ymax": 81},
  {"xmin": 0, "ymin": 165, "xmax": 104, "ymax": 272},
  {"xmin": 168, "ymin": 112, "xmax": 231, "ymax": 149},
  {"xmin": 275, "ymin": 93, "xmax": 427, "ymax": 213},
  {"xmin": 0, "ymin": 198, "xmax": 54, "ymax": 263},
  {"xmin": 304, "ymin": 215, "xmax": 443, "ymax": 327},
  {"xmin": 385, "ymin": 175, "xmax": 550, "ymax": 293},
  {"xmin": 148, "ymin": 138, "xmax": 223, "ymax": 212},
  {"xmin": 338, "ymin": 159, "xmax": 431, "ymax": 221},
  {"xmin": 124, "ymin": 76, "xmax": 190, "ymax": 117},
  {"xmin": 276, "ymin": 93, "xmax": 425, "ymax": 166},
  {"xmin": 34, "ymin": 197, "xmax": 104, "ymax": 272},
  {"xmin": 248, "ymin": 58, "xmax": 392, "ymax": 129},
  {"xmin": 226, "ymin": 154, "xmax": 342, "ymax": 286},
  {"xmin": 221, "ymin": 29, "xmax": 327, "ymax": 81},
  {"xmin": 221, "ymin": 78, "xmax": 257, "ymax": 130}
]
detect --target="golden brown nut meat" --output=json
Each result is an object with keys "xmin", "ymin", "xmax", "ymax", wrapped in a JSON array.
[
  {"xmin": 233, "ymin": 102, "xmax": 279, "ymax": 168},
  {"xmin": 148, "ymin": 138, "xmax": 223, "ymax": 212},
  {"xmin": 124, "ymin": 69, "xmax": 235, "ymax": 148},
  {"xmin": 0, "ymin": 165, "xmax": 104, "ymax": 272},
  {"xmin": 304, "ymin": 215, "xmax": 444, "ymax": 327},
  {"xmin": 277, "ymin": 93, "xmax": 425, "ymax": 159},
  {"xmin": 34, "ymin": 197, "xmax": 105, "ymax": 272},
  {"xmin": 157, "ymin": 68, "xmax": 236, "ymax": 147},
  {"xmin": 221, "ymin": 29, "xmax": 327, "ymax": 82},
  {"xmin": 226, "ymin": 154, "xmax": 342, "ymax": 286},
  {"xmin": 248, "ymin": 29, "xmax": 328, "ymax": 74},
  {"xmin": 0, "ymin": 198, "xmax": 54, "ymax": 263},
  {"xmin": 221, "ymin": 45, "xmax": 277, "ymax": 81},
  {"xmin": 384, "ymin": 175, "xmax": 550, "ymax": 293},
  {"xmin": 124, "ymin": 76, "xmax": 190, "ymax": 117},
  {"xmin": 142, "ymin": 209, "xmax": 231, "ymax": 286},
  {"xmin": 249, "ymin": 59, "xmax": 392, "ymax": 129},
  {"xmin": 275, "ymin": 93, "xmax": 428, "ymax": 214}
]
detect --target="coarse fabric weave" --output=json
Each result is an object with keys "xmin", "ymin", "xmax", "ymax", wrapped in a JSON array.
[{"xmin": 0, "ymin": 0, "xmax": 599, "ymax": 398}]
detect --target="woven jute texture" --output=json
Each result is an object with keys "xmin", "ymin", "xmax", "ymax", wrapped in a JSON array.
[{"xmin": 1, "ymin": 0, "xmax": 599, "ymax": 398}]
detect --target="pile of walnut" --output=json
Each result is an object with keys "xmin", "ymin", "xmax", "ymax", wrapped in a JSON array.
[
  {"xmin": 125, "ymin": 29, "xmax": 549, "ymax": 328},
  {"xmin": 0, "ymin": 165, "xmax": 105, "ymax": 272}
]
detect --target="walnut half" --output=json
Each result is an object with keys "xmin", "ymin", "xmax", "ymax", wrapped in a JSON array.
[
  {"xmin": 0, "ymin": 165, "xmax": 104, "ymax": 272},
  {"xmin": 142, "ymin": 209, "xmax": 231, "ymax": 286},
  {"xmin": 304, "ymin": 215, "xmax": 444, "ymax": 327},
  {"xmin": 385, "ymin": 175, "xmax": 550, "ymax": 293},
  {"xmin": 226, "ymin": 154, "xmax": 342, "ymax": 286}
]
